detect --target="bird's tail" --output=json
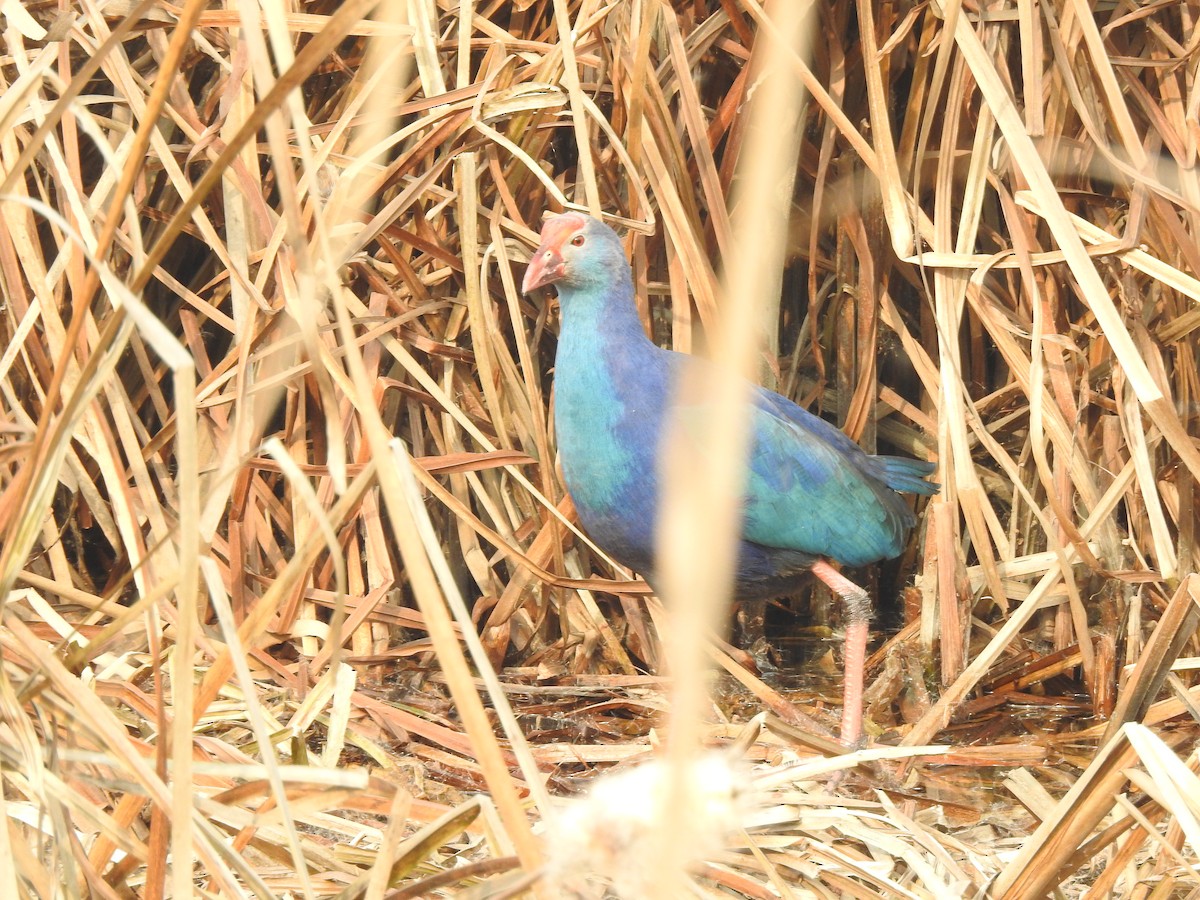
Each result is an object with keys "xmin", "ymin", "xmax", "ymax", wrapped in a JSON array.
[{"xmin": 878, "ymin": 456, "xmax": 939, "ymax": 496}]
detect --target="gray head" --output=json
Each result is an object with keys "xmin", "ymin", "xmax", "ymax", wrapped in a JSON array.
[{"xmin": 521, "ymin": 213, "xmax": 630, "ymax": 294}]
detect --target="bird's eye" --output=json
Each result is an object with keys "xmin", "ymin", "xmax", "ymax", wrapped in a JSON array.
[{"xmin": 570, "ymin": 234, "xmax": 585, "ymax": 246}]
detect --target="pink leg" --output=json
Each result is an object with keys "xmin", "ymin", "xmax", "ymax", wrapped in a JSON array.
[{"xmin": 811, "ymin": 559, "xmax": 871, "ymax": 746}]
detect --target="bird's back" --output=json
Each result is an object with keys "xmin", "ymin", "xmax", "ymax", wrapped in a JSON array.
[{"xmin": 740, "ymin": 384, "xmax": 936, "ymax": 567}]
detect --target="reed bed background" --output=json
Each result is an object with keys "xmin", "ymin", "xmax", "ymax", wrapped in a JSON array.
[{"xmin": 0, "ymin": 0, "xmax": 1198, "ymax": 896}]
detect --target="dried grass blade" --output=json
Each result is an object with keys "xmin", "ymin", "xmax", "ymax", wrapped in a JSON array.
[
  {"xmin": 855, "ymin": 0, "xmax": 914, "ymax": 258},
  {"xmin": 551, "ymin": 0, "xmax": 602, "ymax": 213},
  {"xmin": 950, "ymin": 5, "xmax": 1200, "ymax": 480},
  {"xmin": 1103, "ymin": 575, "xmax": 1200, "ymax": 744}
]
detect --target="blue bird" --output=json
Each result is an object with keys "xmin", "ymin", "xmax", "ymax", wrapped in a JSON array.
[{"xmin": 522, "ymin": 212, "xmax": 938, "ymax": 743}]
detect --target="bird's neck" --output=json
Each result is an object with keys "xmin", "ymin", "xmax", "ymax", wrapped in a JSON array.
[
  {"xmin": 555, "ymin": 276, "xmax": 652, "ymax": 356},
  {"xmin": 552, "ymin": 275, "xmax": 660, "ymax": 459},
  {"xmin": 551, "ymin": 273, "xmax": 663, "ymax": 535}
]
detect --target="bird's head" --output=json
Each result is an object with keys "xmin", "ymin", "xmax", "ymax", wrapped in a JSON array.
[{"xmin": 521, "ymin": 212, "xmax": 628, "ymax": 294}]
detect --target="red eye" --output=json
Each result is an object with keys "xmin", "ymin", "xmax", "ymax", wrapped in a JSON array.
[{"xmin": 570, "ymin": 234, "xmax": 585, "ymax": 246}]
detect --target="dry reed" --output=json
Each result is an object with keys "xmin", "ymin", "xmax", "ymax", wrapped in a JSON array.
[{"xmin": 0, "ymin": 0, "xmax": 1197, "ymax": 897}]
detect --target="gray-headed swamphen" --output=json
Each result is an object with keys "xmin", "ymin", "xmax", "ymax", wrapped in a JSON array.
[{"xmin": 522, "ymin": 211, "xmax": 938, "ymax": 743}]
